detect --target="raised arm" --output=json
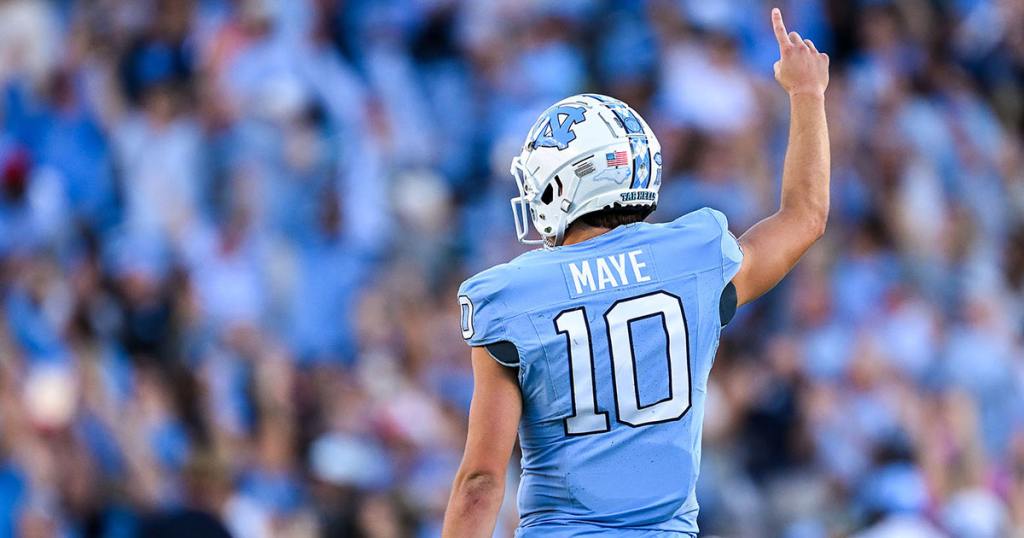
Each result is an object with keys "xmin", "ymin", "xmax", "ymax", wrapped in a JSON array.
[
  {"xmin": 442, "ymin": 347, "xmax": 522, "ymax": 538},
  {"xmin": 732, "ymin": 8, "xmax": 831, "ymax": 306}
]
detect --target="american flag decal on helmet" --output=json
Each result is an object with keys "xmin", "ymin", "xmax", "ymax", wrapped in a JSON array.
[{"xmin": 606, "ymin": 151, "xmax": 628, "ymax": 167}]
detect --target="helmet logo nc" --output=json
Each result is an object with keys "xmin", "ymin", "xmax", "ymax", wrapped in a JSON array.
[{"xmin": 531, "ymin": 106, "xmax": 586, "ymax": 151}]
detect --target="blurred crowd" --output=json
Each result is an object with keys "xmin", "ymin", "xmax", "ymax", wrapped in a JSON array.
[{"xmin": 0, "ymin": 0, "xmax": 1022, "ymax": 536}]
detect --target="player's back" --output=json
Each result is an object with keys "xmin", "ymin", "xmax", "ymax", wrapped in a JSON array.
[{"xmin": 458, "ymin": 208, "xmax": 743, "ymax": 537}]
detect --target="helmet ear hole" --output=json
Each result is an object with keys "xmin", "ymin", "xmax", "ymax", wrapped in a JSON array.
[{"xmin": 541, "ymin": 184, "xmax": 555, "ymax": 205}]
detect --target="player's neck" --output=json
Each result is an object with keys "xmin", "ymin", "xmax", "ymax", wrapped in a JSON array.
[{"xmin": 561, "ymin": 224, "xmax": 613, "ymax": 246}]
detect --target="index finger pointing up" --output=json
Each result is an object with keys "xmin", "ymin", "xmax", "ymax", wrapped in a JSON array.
[{"xmin": 772, "ymin": 8, "xmax": 789, "ymax": 50}]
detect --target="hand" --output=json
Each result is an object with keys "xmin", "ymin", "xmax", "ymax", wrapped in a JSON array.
[{"xmin": 771, "ymin": 8, "xmax": 829, "ymax": 97}]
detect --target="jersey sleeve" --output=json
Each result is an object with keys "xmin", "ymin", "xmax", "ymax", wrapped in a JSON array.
[
  {"xmin": 664, "ymin": 207, "xmax": 744, "ymax": 286},
  {"xmin": 457, "ymin": 269, "xmax": 512, "ymax": 351},
  {"xmin": 664, "ymin": 208, "xmax": 744, "ymax": 326},
  {"xmin": 703, "ymin": 207, "xmax": 744, "ymax": 287},
  {"xmin": 702, "ymin": 208, "xmax": 744, "ymax": 325}
]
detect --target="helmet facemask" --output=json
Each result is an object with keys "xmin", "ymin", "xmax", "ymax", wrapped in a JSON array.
[{"xmin": 510, "ymin": 156, "xmax": 574, "ymax": 247}]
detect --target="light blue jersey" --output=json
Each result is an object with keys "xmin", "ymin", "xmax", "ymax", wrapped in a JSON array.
[{"xmin": 458, "ymin": 208, "xmax": 744, "ymax": 537}]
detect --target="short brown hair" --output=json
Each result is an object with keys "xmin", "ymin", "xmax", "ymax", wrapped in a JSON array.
[{"xmin": 573, "ymin": 205, "xmax": 655, "ymax": 230}]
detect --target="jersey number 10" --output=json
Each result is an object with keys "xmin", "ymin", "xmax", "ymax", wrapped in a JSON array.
[{"xmin": 555, "ymin": 291, "xmax": 692, "ymax": 436}]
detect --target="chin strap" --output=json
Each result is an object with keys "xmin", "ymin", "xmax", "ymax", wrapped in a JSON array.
[
  {"xmin": 549, "ymin": 174, "xmax": 586, "ymax": 247},
  {"xmin": 550, "ymin": 220, "xmax": 566, "ymax": 247}
]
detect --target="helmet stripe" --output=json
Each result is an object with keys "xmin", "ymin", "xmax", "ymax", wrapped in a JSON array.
[
  {"xmin": 639, "ymin": 143, "xmax": 652, "ymax": 189},
  {"xmin": 605, "ymin": 103, "xmax": 644, "ymax": 135},
  {"xmin": 629, "ymin": 135, "xmax": 652, "ymax": 189}
]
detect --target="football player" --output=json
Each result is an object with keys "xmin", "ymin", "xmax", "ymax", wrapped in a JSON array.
[{"xmin": 443, "ymin": 8, "xmax": 829, "ymax": 537}]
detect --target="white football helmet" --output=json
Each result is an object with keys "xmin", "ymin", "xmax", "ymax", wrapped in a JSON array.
[{"xmin": 510, "ymin": 93, "xmax": 663, "ymax": 246}]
